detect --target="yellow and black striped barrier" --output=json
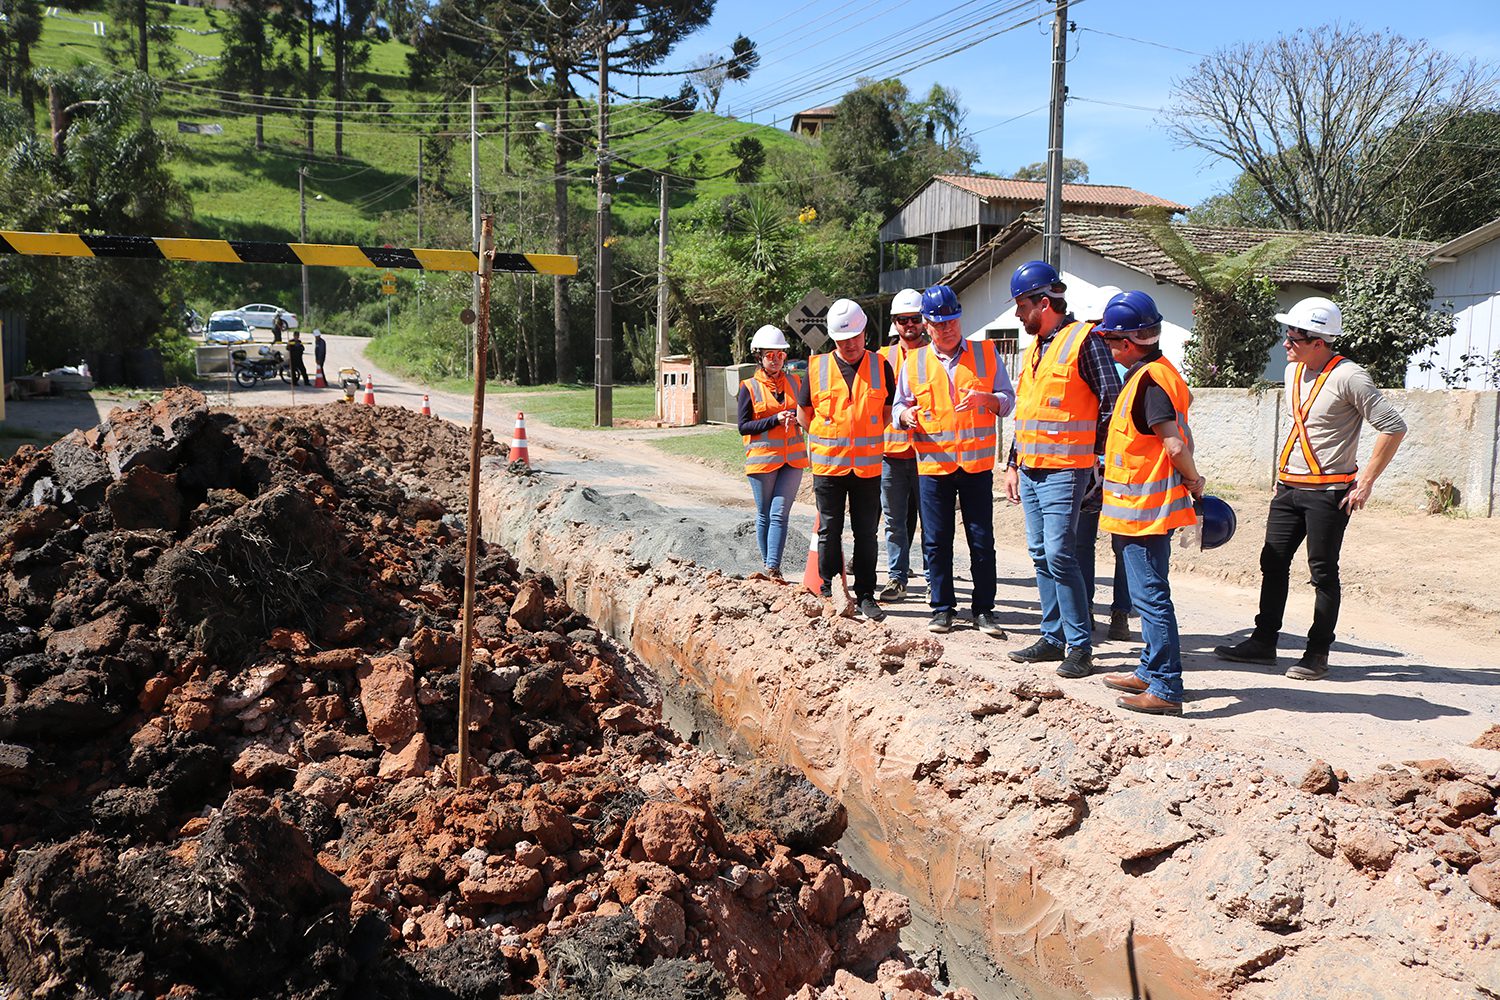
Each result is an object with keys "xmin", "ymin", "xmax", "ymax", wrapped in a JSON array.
[{"xmin": 0, "ymin": 230, "xmax": 578, "ymax": 276}]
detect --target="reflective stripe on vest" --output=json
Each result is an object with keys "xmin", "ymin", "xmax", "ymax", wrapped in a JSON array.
[
  {"xmin": 1013, "ymin": 320, "xmax": 1098, "ymax": 470},
  {"xmin": 880, "ymin": 342, "xmax": 920, "ymax": 458},
  {"xmin": 742, "ymin": 373, "xmax": 809, "ymax": 474},
  {"xmin": 905, "ymin": 340, "xmax": 1001, "ymax": 476},
  {"xmin": 1099, "ymin": 357, "xmax": 1198, "ymax": 537},
  {"xmin": 1277, "ymin": 356, "xmax": 1357, "ymax": 487},
  {"xmin": 808, "ymin": 352, "xmax": 886, "ymax": 478}
]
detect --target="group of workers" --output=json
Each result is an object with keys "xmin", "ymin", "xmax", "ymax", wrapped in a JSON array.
[{"xmin": 737, "ymin": 260, "xmax": 1408, "ymax": 717}]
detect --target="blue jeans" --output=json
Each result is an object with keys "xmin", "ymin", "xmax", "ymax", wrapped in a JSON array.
[
  {"xmin": 881, "ymin": 455, "xmax": 920, "ymax": 584},
  {"xmin": 1019, "ymin": 466, "xmax": 1092, "ymax": 651},
  {"xmin": 1118, "ymin": 533, "xmax": 1183, "ymax": 702},
  {"xmin": 918, "ymin": 469, "xmax": 995, "ymax": 615},
  {"xmin": 747, "ymin": 464, "xmax": 804, "ymax": 571},
  {"xmin": 1076, "ymin": 507, "xmax": 1131, "ymax": 614}
]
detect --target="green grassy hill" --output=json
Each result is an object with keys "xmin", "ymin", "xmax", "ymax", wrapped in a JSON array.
[{"xmin": 31, "ymin": 3, "xmax": 802, "ymax": 246}]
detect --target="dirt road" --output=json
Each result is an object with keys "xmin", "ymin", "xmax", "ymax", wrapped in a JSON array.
[{"xmin": 9, "ymin": 336, "xmax": 1499, "ymax": 778}]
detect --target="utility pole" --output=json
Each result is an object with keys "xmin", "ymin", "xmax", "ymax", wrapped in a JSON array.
[
  {"xmin": 416, "ymin": 139, "xmax": 424, "ymax": 319},
  {"xmin": 594, "ymin": 1, "xmax": 613, "ymax": 427},
  {"xmin": 503, "ymin": 76, "xmax": 511, "ymax": 175},
  {"xmin": 655, "ymin": 174, "xmax": 669, "ymax": 421},
  {"xmin": 1043, "ymin": 0, "xmax": 1070, "ymax": 269},
  {"xmin": 299, "ymin": 166, "xmax": 310, "ymax": 324},
  {"xmin": 470, "ymin": 86, "xmax": 480, "ymax": 380}
]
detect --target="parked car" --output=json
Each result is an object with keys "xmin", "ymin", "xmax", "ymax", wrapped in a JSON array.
[
  {"xmin": 204, "ymin": 312, "xmax": 254, "ymax": 344},
  {"xmin": 234, "ymin": 303, "xmax": 299, "ymax": 331}
]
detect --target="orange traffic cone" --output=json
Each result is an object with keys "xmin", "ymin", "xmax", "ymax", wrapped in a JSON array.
[
  {"xmin": 421, "ymin": 394, "xmax": 431, "ymax": 416},
  {"xmin": 510, "ymin": 411, "xmax": 530, "ymax": 466},
  {"xmin": 313, "ymin": 364, "xmax": 327, "ymax": 388},
  {"xmin": 801, "ymin": 512, "xmax": 848, "ymax": 596},
  {"xmin": 362, "ymin": 376, "xmax": 375, "ymax": 406}
]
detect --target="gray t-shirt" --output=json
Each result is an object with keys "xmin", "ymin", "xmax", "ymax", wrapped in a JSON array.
[{"xmin": 1282, "ymin": 357, "xmax": 1408, "ymax": 490}]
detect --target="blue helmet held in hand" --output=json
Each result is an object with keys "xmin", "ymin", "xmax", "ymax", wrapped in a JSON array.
[
  {"xmin": 1010, "ymin": 260, "xmax": 1065, "ymax": 300},
  {"xmin": 1197, "ymin": 495, "xmax": 1237, "ymax": 550},
  {"xmin": 920, "ymin": 284, "xmax": 962, "ymax": 322}
]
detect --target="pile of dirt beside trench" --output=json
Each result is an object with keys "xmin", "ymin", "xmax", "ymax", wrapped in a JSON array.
[{"xmin": 0, "ymin": 390, "xmax": 965, "ymax": 1000}]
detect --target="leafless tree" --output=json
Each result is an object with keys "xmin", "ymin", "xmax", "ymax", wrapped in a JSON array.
[{"xmin": 1164, "ymin": 24, "xmax": 1498, "ymax": 235}]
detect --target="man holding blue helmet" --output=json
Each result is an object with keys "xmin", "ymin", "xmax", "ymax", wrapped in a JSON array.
[
  {"xmin": 1003, "ymin": 261, "xmax": 1122, "ymax": 680},
  {"xmin": 1093, "ymin": 290, "xmax": 1205, "ymax": 716}
]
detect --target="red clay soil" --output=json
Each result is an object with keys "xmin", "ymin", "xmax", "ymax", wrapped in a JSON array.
[{"xmin": 0, "ymin": 389, "xmax": 971, "ymax": 1000}]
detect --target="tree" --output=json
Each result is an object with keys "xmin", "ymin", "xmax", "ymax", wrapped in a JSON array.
[
  {"xmin": 0, "ymin": 0, "xmax": 45, "ymax": 129},
  {"xmin": 214, "ymin": 0, "xmax": 302, "ymax": 149},
  {"xmin": 1011, "ymin": 157, "xmax": 1088, "ymax": 183},
  {"xmin": 1336, "ymin": 254, "xmax": 1453, "ymax": 388},
  {"xmin": 102, "ymin": 0, "xmax": 176, "ymax": 76},
  {"xmin": 1133, "ymin": 208, "xmax": 1299, "ymax": 387},
  {"xmin": 1165, "ymin": 24, "xmax": 1498, "ymax": 234},
  {"xmin": 330, "ymin": 0, "xmax": 375, "ymax": 158},
  {"xmin": 1365, "ymin": 109, "xmax": 1500, "ymax": 241},
  {"xmin": 686, "ymin": 34, "xmax": 757, "ymax": 114},
  {"xmin": 1187, "ymin": 171, "xmax": 1278, "ymax": 229}
]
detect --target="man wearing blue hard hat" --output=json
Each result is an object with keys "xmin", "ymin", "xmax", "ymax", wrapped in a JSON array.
[
  {"xmin": 890, "ymin": 284, "xmax": 1015, "ymax": 636},
  {"xmin": 1002, "ymin": 261, "xmax": 1123, "ymax": 681},
  {"xmin": 1093, "ymin": 291, "xmax": 1205, "ymax": 716}
]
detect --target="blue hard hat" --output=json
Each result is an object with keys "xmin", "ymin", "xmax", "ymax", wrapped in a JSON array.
[
  {"xmin": 1097, "ymin": 290, "xmax": 1163, "ymax": 335},
  {"xmin": 1010, "ymin": 260, "xmax": 1065, "ymax": 300},
  {"xmin": 921, "ymin": 285, "xmax": 962, "ymax": 322},
  {"xmin": 1198, "ymin": 494, "xmax": 1237, "ymax": 550}
]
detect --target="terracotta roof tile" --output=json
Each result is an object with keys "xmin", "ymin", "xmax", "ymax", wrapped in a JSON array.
[{"xmin": 934, "ymin": 174, "xmax": 1189, "ymax": 212}]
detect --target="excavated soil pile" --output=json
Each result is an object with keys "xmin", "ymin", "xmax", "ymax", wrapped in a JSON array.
[{"xmin": 0, "ymin": 389, "xmax": 970, "ymax": 1000}]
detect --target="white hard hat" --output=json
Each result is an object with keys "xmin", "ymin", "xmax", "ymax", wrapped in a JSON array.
[
  {"xmin": 750, "ymin": 324, "xmax": 790, "ymax": 351},
  {"xmin": 827, "ymin": 298, "xmax": 867, "ymax": 341},
  {"xmin": 891, "ymin": 288, "xmax": 923, "ymax": 315},
  {"xmin": 1275, "ymin": 296, "xmax": 1343, "ymax": 339},
  {"xmin": 1091, "ymin": 285, "xmax": 1123, "ymax": 322}
]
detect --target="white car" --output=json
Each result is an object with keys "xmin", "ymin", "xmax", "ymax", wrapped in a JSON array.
[
  {"xmin": 235, "ymin": 303, "xmax": 299, "ymax": 331},
  {"xmin": 204, "ymin": 312, "xmax": 254, "ymax": 344}
]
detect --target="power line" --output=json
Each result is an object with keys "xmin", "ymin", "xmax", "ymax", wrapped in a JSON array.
[{"xmin": 1077, "ymin": 26, "xmax": 1205, "ymax": 58}]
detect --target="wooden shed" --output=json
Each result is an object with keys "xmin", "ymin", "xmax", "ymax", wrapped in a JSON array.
[{"xmin": 658, "ymin": 355, "xmax": 697, "ymax": 426}]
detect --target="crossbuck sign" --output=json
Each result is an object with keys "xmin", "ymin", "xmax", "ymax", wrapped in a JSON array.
[{"xmin": 786, "ymin": 289, "xmax": 832, "ymax": 352}]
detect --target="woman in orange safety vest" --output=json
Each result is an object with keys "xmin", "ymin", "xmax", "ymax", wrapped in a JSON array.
[
  {"xmin": 737, "ymin": 324, "xmax": 808, "ymax": 579},
  {"xmin": 1092, "ymin": 291, "xmax": 1206, "ymax": 719}
]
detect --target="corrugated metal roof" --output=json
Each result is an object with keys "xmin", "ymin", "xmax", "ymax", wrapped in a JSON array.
[
  {"xmin": 934, "ymin": 174, "xmax": 1190, "ymax": 212},
  {"xmin": 943, "ymin": 214, "xmax": 1437, "ymax": 292}
]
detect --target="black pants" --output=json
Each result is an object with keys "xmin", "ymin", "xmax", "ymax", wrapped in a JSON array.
[
  {"xmin": 813, "ymin": 473, "xmax": 882, "ymax": 600},
  {"xmin": 1253, "ymin": 484, "xmax": 1351, "ymax": 654},
  {"xmin": 289, "ymin": 358, "xmax": 309, "ymax": 385}
]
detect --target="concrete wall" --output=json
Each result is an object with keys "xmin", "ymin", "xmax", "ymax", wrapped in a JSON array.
[{"xmin": 1175, "ymin": 387, "xmax": 1500, "ymax": 517}]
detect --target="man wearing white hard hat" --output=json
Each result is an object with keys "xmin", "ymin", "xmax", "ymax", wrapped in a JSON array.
[
  {"xmin": 795, "ymin": 298, "xmax": 896, "ymax": 621},
  {"xmin": 737, "ymin": 324, "xmax": 808, "ymax": 580},
  {"xmin": 877, "ymin": 288, "xmax": 929, "ymax": 602},
  {"xmin": 1215, "ymin": 296, "xmax": 1407, "ymax": 680}
]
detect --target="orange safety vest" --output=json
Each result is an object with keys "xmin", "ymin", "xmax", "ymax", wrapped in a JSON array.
[
  {"xmin": 1013, "ymin": 320, "xmax": 1100, "ymax": 470},
  {"xmin": 806, "ymin": 351, "xmax": 886, "ymax": 478},
  {"xmin": 1100, "ymin": 357, "xmax": 1198, "ymax": 537},
  {"xmin": 1277, "ymin": 355, "xmax": 1357, "ymax": 488},
  {"xmin": 903, "ymin": 339, "xmax": 1002, "ymax": 476},
  {"xmin": 880, "ymin": 341, "xmax": 922, "ymax": 459},
  {"xmin": 741, "ymin": 371, "xmax": 808, "ymax": 475}
]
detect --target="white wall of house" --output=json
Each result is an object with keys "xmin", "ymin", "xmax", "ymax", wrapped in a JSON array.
[
  {"xmin": 953, "ymin": 235, "xmax": 1334, "ymax": 382},
  {"xmin": 1408, "ymin": 237, "xmax": 1500, "ymax": 389}
]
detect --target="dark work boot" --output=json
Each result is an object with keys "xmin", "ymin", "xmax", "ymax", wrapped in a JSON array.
[
  {"xmin": 1285, "ymin": 651, "xmax": 1329, "ymax": 681},
  {"xmin": 1214, "ymin": 637, "xmax": 1277, "ymax": 665},
  {"xmin": 1055, "ymin": 647, "xmax": 1094, "ymax": 680},
  {"xmin": 1108, "ymin": 609, "xmax": 1131, "ymax": 641}
]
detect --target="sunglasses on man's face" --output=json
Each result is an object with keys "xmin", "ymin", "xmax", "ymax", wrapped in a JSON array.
[
  {"xmin": 893, "ymin": 315, "xmax": 924, "ymax": 326},
  {"xmin": 1284, "ymin": 329, "xmax": 1317, "ymax": 345}
]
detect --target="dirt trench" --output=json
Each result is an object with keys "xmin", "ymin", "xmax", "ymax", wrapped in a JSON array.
[
  {"xmin": 0, "ymin": 389, "xmax": 980, "ymax": 1000},
  {"xmin": 478, "ymin": 467, "xmax": 1500, "ymax": 1000}
]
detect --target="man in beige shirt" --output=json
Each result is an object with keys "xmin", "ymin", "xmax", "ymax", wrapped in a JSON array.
[{"xmin": 1216, "ymin": 297, "xmax": 1407, "ymax": 680}]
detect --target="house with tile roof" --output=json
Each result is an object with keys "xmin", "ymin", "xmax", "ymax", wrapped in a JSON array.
[
  {"xmin": 789, "ymin": 105, "xmax": 838, "ymax": 138},
  {"xmin": 940, "ymin": 212, "xmax": 1435, "ymax": 383},
  {"xmin": 878, "ymin": 174, "xmax": 1189, "ymax": 294}
]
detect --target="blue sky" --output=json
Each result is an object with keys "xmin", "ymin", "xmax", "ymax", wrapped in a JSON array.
[{"xmin": 660, "ymin": 0, "xmax": 1500, "ymax": 209}]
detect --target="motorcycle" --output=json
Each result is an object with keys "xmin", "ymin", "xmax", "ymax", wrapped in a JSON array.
[{"xmin": 232, "ymin": 346, "xmax": 289, "ymax": 388}]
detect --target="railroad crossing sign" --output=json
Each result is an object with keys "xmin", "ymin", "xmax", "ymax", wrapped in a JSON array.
[
  {"xmin": 381, "ymin": 271, "xmax": 397, "ymax": 295},
  {"xmin": 786, "ymin": 289, "xmax": 832, "ymax": 351}
]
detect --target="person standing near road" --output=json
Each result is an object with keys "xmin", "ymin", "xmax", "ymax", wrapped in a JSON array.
[
  {"xmin": 877, "ymin": 288, "xmax": 929, "ymax": 602},
  {"xmin": 890, "ymin": 285, "xmax": 1014, "ymax": 636},
  {"xmin": 738, "ymin": 325, "xmax": 808, "ymax": 580},
  {"xmin": 285, "ymin": 330, "xmax": 309, "ymax": 386},
  {"xmin": 1215, "ymin": 296, "xmax": 1408, "ymax": 681},
  {"xmin": 1002, "ymin": 261, "xmax": 1122, "ymax": 680},
  {"xmin": 796, "ymin": 299, "xmax": 894, "ymax": 621},
  {"xmin": 313, "ymin": 329, "xmax": 328, "ymax": 378},
  {"xmin": 271, "ymin": 310, "xmax": 287, "ymax": 344},
  {"xmin": 1092, "ymin": 291, "xmax": 1205, "ymax": 717}
]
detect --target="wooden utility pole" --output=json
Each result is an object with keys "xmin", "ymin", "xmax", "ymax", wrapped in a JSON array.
[
  {"xmin": 457, "ymin": 214, "xmax": 496, "ymax": 789},
  {"xmin": 655, "ymin": 174, "xmax": 669, "ymax": 420},
  {"xmin": 1042, "ymin": 0, "xmax": 1069, "ymax": 268},
  {"xmin": 470, "ymin": 86, "xmax": 481, "ymax": 379},
  {"xmin": 299, "ymin": 166, "xmax": 310, "ymax": 323},
  {"xmin": 594, "ymin": 0, "xmax": 614, "ymax": 427}
]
